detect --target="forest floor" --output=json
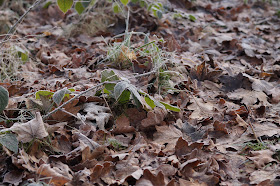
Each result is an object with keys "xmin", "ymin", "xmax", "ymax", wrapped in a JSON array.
[{"xmin": 0, "ymin": 0, "xmax": 280, "ymax": 185}]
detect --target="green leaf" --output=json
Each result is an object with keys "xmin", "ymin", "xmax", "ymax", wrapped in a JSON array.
[
  {"xmin": 21, "ymin": 52, "xmax": 28, "ymax": 62},
  {"xmin": 57, "ymin": 0, "xmax": 73, "ymax": 13},
  {"xmin": 118, "ymin": 90, "xmax": 131, "ymax": 104},
  {"xmin": 75, "ymin": 1, "xmax": 85, "ymax": 14},
  {"xmin": 35, "ymin": 90, "xmax": 54, "ymax": 100},
  {"xmin": 14, "ymin": 46, "xmax": 28, "ymax": 62},
  {"xmin": 145, "ymin": 96, "xmax": 156, "ymax": 109},
  {"xmin": 140, "ymin": 0, "xmax": 147, "ymax": 8},
  {"xmin": 120, "ymin": 0, "xmax": 130, "ymax": 6},
  {"xmin": 68, "ymin": 88, "xmax": 75, "ymax": 92},
  {"xmin": 114, "ymin": 81, "xmax": 130, "ymax": 100},
  {"xmin": 112, "ymin": 3, "xmax": 121, "ymax": 13},
  {"xmin": 189, "ymin": 14, "xmax": 196, "ymax": 22},
  {"xmin": 144, "ymin": 35, "xmax": 149, "ymax": 44},
  {"xmin": 159, "ymin": 101, "xmax": 180, "ymax": 112},
  {"xmin": 0, "ymin": 86, "xmax": 9, "ymax": 113},
  {"xmin": 128, "ymin": 85, "xmax": 143, "ymax": 106},
  {"xmin": 43, "ymin": 1, "xmax": 53, "ymax": 9},
  {"xmin": 82, "ymin": 0, "xmax": 93, "ymax": 7},
  {"xmin": 0, "ymin": 133, "xmax": 18, "ymax": 153},
  {"xmin": 101, "ymin": 70, "xmax": 119, "ymax": 82},
  {"xmin": 53, "ymin": 88, "xmax": 70, "ymax": 105},
  {"xmin": 101, "ymin": 70, "xmax": 119, "ymax": 93},
  {"xmin": 132, "ymin": 94, "xmax": 142, "ymax": 108},
  {"xmin": 156, "ymin": 10, "xmax": 163, "ymax": 19}
]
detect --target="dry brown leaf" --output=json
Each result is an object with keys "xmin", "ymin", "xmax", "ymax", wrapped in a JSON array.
[
  {"xmin": 249, "ymin": 168, "xmax": 280, "ymax": 185},
  {"xmin": 141, "ymin": 108, "xmax": 167, "ymax": 129},
  {"xmin": 135, "ymin": 169, "xmax": 166, "ymax": 186},
  {"xmin": 157, "ymin": 164, "xmax": 177, "ymax": 177},
  {"xmin": 90, "ymin": 162, "xmax": 113, "ymax": 182},
  {"xmin": 52, "ymin": 97, "xmax": 81, "ymax": 122},
  {"xmin": 175, "ymin": 137, "xmax": 203, "ymax": 158},
  {"xmin": 12, "ymin": 149, "xmax": 39, "ymax": 173},
  {"xmin": 180, "ymin": 158, "xmax": 220, "ymax": 186},
  {"xmin": 10, "ymin": 112, "xmax": 48, "ymax": 143},
  {"xmin": 179, "ymin": 178, "xmax": 207, "ymax": 186},
  {"xmin": 228, "ymin": 89, "xmax": 270, "ymax": 106},
  {"xmin": 67, "ymin": 168, "xmax": 91, "ymax": 186},
  {"xmin": 248, "ymin": 149, "xmax": 276, "ymax": 168},
  {"xmin": 153, "ymin": 125, "xmax": 182, "ymax": 153},
  {"xmin": 187, "ymin": 97, "xmax": 215, "ymax": 120},
  {"xmin": 3, "ymin": 170, "xmax": 23, "ymax": 185},
  {"xmin": 37, "ymin": 162, "xmax": 73, "ymax": 186},
  {"xmin": 112, "ymin": 114, "xmax": 135, "ymax": 134}
]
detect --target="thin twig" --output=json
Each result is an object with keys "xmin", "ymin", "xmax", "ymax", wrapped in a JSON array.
[
  {"xmin": 2, "ymin": 0, "xmax": 43, "ymax": 43},
  {"xmin": 43, "ymin": 81, "xmax": 109, "ymax": 120},
  {"xmin": 42, "ymin": 70, "xmax": 156, "ymax": 120}
]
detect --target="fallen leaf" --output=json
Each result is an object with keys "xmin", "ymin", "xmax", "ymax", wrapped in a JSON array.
[
  {"xmin": 249, "ymin": 168, "xmax": 280, "ymax": 185},
  {"xmin": 112, "ymin": 114, "xmax": 135, "ymax": 134},
  {"xmin": 136, "ymin": 169, "xmax": 166, "ymax": 186},
  {"xmin": 82, "ymin": 102, "xmax": 112, "ymax": 130},
  {"xmin": 10, "ymin": 112, "xmax": 48, "ymax": 143},
  {"xmin": 248, "ymin": 149, "xmax": 276, "ymax": 169},
  {"xmin": 140, "ymin": 108, "xmax": 167, "ymax": 129},
  {"xmin": 37, "ymin": 162, "xmax": 73, "ymax": 186},
  {"xmin": 153, "ymin": 125, "xmax": 182, "ymax": 153}
]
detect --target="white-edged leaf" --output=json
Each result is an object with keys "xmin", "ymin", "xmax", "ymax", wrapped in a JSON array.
[
  {"xmin": 53, "ymin": 88, "xmax": 70, "ymax": 105},
  {"xmin": 0, "ymin": 133, "xmax": 18, "ymax": 153},
  {"xmin": 0, "ymin": 86, "xmax": 9, "ymax": 112},
  {"xmin": 128, "ymin": 85, "xmax": 143, "ymax": 106},
  {"xmin": 114, "ymin": 81, "xmax": 130, "ymax": 100}
]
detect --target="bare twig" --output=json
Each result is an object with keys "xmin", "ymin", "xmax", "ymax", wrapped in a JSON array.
[
  {"xmin": 43, "ymin": 70, "xmax": 156, "ymax": 120},
  {"xmin": 1, "ymin": 0, "xmax": 43, "ymax": 43}
]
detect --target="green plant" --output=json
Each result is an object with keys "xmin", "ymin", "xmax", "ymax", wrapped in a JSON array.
[
  {"xmin": 34, "ymin": 88, "xmax": 75, "ymax": 114},
  {"xmin": 56, "ymin": 0, "xmax": 165, "ymax": 18},
  {"xmin": 0, "ymin": 86, "xmax": 8, "ymax": 113},
  {"xmin": 0, "ymin": 44, "xmax": 28, "ymax": 81},
  {"xmin": 107, "ymin": 138, "xmax": 126, "ymax": 150},
  {"xmin": 243, "ymin": 141, "xmax": 271, "ymax": 151},
  {"xmin": 100, "ymin": 70, "xmax": 180, "ymax": 112},
  {"xmin": 276, "ymin": 9, "xmax": 280, "ymax": 17}
]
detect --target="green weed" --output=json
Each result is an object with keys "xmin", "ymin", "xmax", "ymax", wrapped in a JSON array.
[
  {"xmin": 107, "ymin": 138, "xmax": 126, "ymax": 150},
  {"xmin": 0, "ymin": 43, "xmax": 28, "ymax": 81}
]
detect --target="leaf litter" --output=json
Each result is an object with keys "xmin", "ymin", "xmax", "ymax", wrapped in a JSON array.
[{"xmin": 0, "ymin": 0, "xmax": 280, "ymax": 185}]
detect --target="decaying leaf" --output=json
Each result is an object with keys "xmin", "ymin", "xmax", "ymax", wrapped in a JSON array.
[
  {"xmin": 112, "ymin": 114, "xmax": 135, "ymax": 134},
  {"xmin": 153, "ymin": 125, "xmax": 182, "ymax": 153},
  {"xmin": 81, "ymin": 102, "xmax": 112, "ymax": 130},
  {"xmin": 248, "ymin": 149, "xmax": 277, "ymax": 169},
  {"xmin": 140, "ymin": 107, "xmax": 167, "ymax": 129},
  {"xmin": 10, "ymin": 112, "xmax": 48, "ymax": 143},
  {"xmin": 37, "ymin": 162, "xmax": 73, "ymax": 186}
]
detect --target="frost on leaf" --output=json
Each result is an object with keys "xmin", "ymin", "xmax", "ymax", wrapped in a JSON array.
[
  {"xmin": 82, "ymin": 102, "xmax": 112, "ymax": 130},
  {"xmin": 10, "ymin": 112, "xmax": 48, "ymax": 143}
]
